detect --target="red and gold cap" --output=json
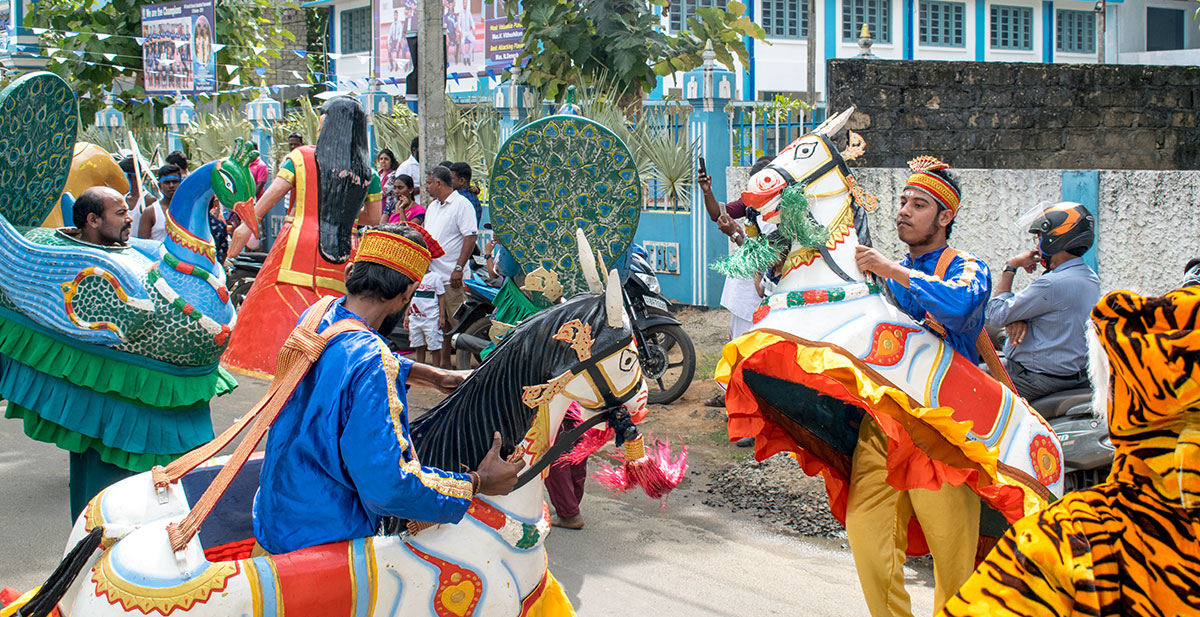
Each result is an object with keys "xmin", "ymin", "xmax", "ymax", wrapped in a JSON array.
[
  {"xmin": 355, "ymin": 224, "xmax": 445, "ymax": 282},
  {"xmin": 904, "ymin": 155, "xmax": 961, "ymax": 214}
]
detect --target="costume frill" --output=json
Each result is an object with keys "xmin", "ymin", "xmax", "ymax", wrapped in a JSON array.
[
  {"xmin": 715, "ymin": 330, "xmax": 1045, "ymax": 557},
  {"xmin": 222, "ymin": 146, "xmax": 353, "ymax": 378},
  {"xmin": 0, "ymin": 306, "xmax": 234, "ymax": 472}
]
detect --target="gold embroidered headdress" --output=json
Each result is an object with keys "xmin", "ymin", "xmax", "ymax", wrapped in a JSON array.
[
  {"xmin": 905, "ymin": 156, "xmax": 961, "ymax": 214},
  {"xmin": 355, "ymin": 224, "xmax": 445, "ymax": 282}
]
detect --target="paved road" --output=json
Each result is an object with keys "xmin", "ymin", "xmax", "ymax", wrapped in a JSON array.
[{"xmin": 0, "ymin": 376, "xmax": 935, "ymax": 615}]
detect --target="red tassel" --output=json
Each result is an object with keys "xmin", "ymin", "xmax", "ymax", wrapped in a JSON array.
[
  {"xmin": 555, "ymin": 426, "xmax": 615, "ymax": 467},
  {"xmin": 593, "ymin": 435, "xmax": 688, "ymax": 504}
]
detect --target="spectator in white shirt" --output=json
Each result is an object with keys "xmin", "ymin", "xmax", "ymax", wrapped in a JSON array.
[
  {"xmin": 424, "ymin": 164, "xmax": 478, "ymax": 366},
  {"xmin": 396, "ymin": 137, "xmax": 421, "ymax": 203}
]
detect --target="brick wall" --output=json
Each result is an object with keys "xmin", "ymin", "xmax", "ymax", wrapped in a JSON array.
[{"xmin": 826, "ymin": 59, "xmax": 1200, "ymax": 170}]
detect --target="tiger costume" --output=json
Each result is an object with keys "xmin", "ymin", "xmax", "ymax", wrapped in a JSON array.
[{"xmin": 940, "ymin": 286, "xmax": 1200, "ymax": 616}]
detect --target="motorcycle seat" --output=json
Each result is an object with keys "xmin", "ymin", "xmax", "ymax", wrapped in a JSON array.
[{"xmin": 1029, "ymin": 388, "xmax": 1092, "ymax": 420}]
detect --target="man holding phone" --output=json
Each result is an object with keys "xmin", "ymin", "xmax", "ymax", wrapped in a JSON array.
[{"xmin": 698, "ymin": 156, "xmax": 774, "ymax": 414}]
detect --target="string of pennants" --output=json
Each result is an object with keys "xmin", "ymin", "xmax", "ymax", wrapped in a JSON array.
[{"xmin": 8, "ymin": 24, "xmax": 510, "ymax": 105}]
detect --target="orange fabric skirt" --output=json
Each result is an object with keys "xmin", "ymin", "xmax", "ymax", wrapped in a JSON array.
[{"xmin": 221, "ymin": 222, "xmax": 348, "ymax": 378}]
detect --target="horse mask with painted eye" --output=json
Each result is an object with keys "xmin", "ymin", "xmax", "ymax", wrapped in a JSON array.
[{"xmin": 409, "ymin": 279, "xmax": 640, "ymax": 473}]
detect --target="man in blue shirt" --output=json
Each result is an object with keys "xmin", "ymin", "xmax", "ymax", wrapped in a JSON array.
[
  {"xmin": 986, "ymin": 202, "xmax": 1100, "ymax": 401},
  {"xmin": 253, "ymin": 223, "xmax": 523, "ymax": 555},
  {"xmin": 851, "ymin": 157, "xmax": 991, "ymax": 617},
  {"xmin": 450, "ymin": 162, "xmax": 483, "ymax": 224}
]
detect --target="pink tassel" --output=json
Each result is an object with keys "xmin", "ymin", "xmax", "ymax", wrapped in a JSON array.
[
  {"xmin": 594, "ymin": 435, "xmax": 689, "ymax": 504},
  {"xmin": 554, "ymin": 427, "xmax": 615, "ymax": 467}
]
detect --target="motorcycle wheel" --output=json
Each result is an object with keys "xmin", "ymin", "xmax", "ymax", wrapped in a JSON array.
[
  {"xmin": 229, "ymin": 277, "xmax": 255, "ymax": 311},
  {"xmin": 641, "ymin": 324, "xmax": 696, "ymax": 405},
  {"xmin": 455, "ymin": 317, "xmax": 493, "ymax": 370}
]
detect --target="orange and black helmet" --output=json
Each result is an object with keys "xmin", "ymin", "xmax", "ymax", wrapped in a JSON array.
[{"xmin": 1027, "ymin": 202, "xmax": 1094, "ymax": 260}]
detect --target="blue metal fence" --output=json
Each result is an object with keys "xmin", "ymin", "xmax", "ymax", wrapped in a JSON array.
[{"xmin": 728, "ymin": 102, "xmax": 826, "ymax": 166}]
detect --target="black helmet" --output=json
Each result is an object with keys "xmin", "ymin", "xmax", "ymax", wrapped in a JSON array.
[{"xmin": 1027, "ymin": 202, "xmax": 1094, "ymax": 260}]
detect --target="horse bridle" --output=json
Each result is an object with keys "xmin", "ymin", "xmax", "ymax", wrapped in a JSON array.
[
  {"xmin": 765, "ymin": 134, "xmax": 859, "ymax": 284},
  {"xmin": 513, "ymin": 333, "xmax": 641, "ymax": 489}
]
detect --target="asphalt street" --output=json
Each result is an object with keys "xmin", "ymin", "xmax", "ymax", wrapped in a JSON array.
[{"xmin": 0, "ymin": 376, "xmax": 935, "ymax": 616}]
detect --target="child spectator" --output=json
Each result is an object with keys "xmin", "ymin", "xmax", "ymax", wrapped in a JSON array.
[{"xmin": 405, "ymin": 269, "xmax": 448, "ymax": 367}]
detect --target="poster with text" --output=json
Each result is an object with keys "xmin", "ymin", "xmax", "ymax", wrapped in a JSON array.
[
  {"xmin": 375, "ymin": 0, "xmax": 523, "ymax": 85},
  {"xmin": 140, "ymin": 0, "xmax": 216, "ymax": 94}
]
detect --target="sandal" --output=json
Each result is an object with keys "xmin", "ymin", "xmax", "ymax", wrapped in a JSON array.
[{"xmin": 704, "ymin": 394, "xmax": 725, "ymax": 408}]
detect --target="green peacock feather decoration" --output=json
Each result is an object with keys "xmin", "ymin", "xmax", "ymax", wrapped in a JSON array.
[{"xmin": 711, "ymin": 183, "xmax": 827, "ymax": 279}]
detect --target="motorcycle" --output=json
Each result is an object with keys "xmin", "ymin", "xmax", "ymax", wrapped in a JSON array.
[
  {"xmin": 622, "ymin": 247, "xmax": 696, "ymax": 404},
  {"xmin": 985, "ymin": 326, "xmax": 1114, "ymax": 493},
  {"xmin": 225, "ymin": 251, "xmax": 267, "ymax": 311},
  {"xmin": 450, "ymin": 246, "xmax": 697, "ymax": 405}
]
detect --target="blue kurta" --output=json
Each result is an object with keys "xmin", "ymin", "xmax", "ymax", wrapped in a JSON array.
[
  {"xmin": 885, "ymin": 246, "xmax": 991, "ymax": 364},
  {"xmin": 252, "ymin": 298, "xmax": 473, "ymax": 555}
]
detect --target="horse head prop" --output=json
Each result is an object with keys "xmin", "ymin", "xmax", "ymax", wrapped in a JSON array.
[
  {"xmin": 715, "ymin": 107, "xmax": 1066, "ymax": 561},
  {"xmin": 34, "ymin": 235, "xmax": 659, "ymax": 617}
]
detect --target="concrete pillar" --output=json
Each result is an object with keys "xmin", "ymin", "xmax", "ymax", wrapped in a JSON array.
[
  {"xmin": 684, "ymin": 43, "xmax": 734, "ymax": 308},
  {"xmin": 493, "ymin": 66, "xmax": 535, "ymax": 142},
  {"xmin": 245, "ymin": 84, "xmax": 281, "ymax": 163},
  {"xmin": 162, "ymin": 93, "xmax": 195, "ymax": 154},
  {"xmin": 416, "ymin": 0, "xmax": 446, "ymax": 197}
]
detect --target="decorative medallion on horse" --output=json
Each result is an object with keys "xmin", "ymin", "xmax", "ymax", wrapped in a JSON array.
[{"xmin": 714, "ymin": 108, "xmax": 1064, "ymax": 556}]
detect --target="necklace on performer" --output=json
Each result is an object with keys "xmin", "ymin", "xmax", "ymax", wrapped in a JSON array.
[{"xmin": 753, "ymin": 281, "xmax": 882, "ymax": 324}]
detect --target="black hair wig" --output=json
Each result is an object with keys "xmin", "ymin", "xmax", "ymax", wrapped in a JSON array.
[{"xmin": 315, "ymin": 96, "xmax": 372, "ymax": 264}]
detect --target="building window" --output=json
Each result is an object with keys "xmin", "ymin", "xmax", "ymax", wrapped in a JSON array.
[
  {"xmin": 1146, "ymin": 7, "xmax": 1184, "ymax": 52},
  {"xmin": 990, "ymin": 5, "xmax": 1033, "ymax": 50},
  {"xmin": 1056, "ymin": 9, "xmax": 1095, "ymax": 54},
  {"xmin": 340, "ymin": 6, "xmax": 371, "ymax": 54},
  {"xmin": 842, "ymin": 0, "xmax": 891, "ymax": 42},
  {"xmin": 762, "ymin": 0, "xmax": 810, "ymax": 39},
  {"xmin": 668, "ymin": 0, "xmax": 728, "ymax": 33},
  {"xmin": 919, "ymin": 0, "xmax": 965, "ymax": 47}
]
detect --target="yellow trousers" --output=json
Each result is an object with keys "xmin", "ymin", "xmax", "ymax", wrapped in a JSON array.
[{"xmin": 844, "ymin": 417, "xmax": 980, "ymax": 617}]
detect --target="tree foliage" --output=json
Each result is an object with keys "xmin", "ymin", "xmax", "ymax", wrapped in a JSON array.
[
  {"xmin": 29, "ymin": 0, "xmax": 298, "ymax": 119},
  {"xmin": 505, "ymin": 0, "xmax": 765, "ymax": 102}
]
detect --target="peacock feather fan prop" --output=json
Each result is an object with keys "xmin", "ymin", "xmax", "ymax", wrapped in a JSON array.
[{"xmin": 711, "ymin": 183, "xmax": 827, "ymax": 279}]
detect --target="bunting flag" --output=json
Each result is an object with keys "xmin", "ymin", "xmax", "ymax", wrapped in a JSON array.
[
  {"xmin": 486, "ymin": 68, "xmax": 496, "ymax": 81},
  {"xmin": 327, "ymin": 52, "xmax": 341, "ymax": 60},
  {"xmin": 73, "ymin": 50, "xmax": 85, "ymax": 57},
  {"xmin": 134, "ymin": 36, "xmax": 146, "ymax": 45},
  {"xmin": 31, "ymin": 27, "xmax": 48, "ymax": 35},
  {"xmin": 229, "ymin": 74, "xmax": 241, "ymax": 86},
  {"xmin": 255, "ymin": 67, "xmax": 267, "ymax": 76},
  {"xmin": 451, "ymin": 72, "xmax": 460, "ymax": 84},
  {"xmin": 293, "ymin": 50, "xmax": 307, "ymax": 58},
  {"xmin": 212, "ymin": 43, "xmax": 226, "ymax": 52},
  {"xmin": 356, "ymin": 55, "xmax": 369, "ymax": 65},
  {"xmin": 291, "ymin": 70, "xmax": 302, "ymax": 79},
  {"xmin": 104, "ymin": 53, "xmax": 117, "ymax": 61},
  {"xmin": 96, "ymin": 33, "xmax": 112, "ymax": 40},
  {"xmin": 252, "ymin": 46, "xmax": 266, "ymax": 54}
]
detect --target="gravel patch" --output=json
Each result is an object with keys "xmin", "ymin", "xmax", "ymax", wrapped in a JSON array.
[{"xmin": 703, "ymin": 453, "xmax": 846, "ymax": 539}]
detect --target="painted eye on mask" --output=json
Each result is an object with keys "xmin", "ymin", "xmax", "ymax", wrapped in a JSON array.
[
  {"xmin": 619, "ymin": 349, "xmax": 638, "ymax": 372},
  {"xmin": 793, "ymin": 142, "xmax": 817, "ymax": 159}
]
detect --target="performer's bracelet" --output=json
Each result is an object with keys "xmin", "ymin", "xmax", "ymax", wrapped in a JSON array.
[{"xmin": 469, "ymin": 471, "xmax": 480, "ymax": 495}]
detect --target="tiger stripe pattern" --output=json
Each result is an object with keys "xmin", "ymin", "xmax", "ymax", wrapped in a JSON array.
[{"xmin": 940, "ymin": 286, "xmax": 1200, "ymax": 616}]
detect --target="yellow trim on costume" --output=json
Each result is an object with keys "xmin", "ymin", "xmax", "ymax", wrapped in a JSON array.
[
  {"xmin": 243, "ymin": 558, "xmax": 264, "ymax": 617},
  {"xmin": 275, "ymin": 269, "xmax": 349, "ymax": 293},
  {"xmin": 164, "ymin": 208, "xmax": 217, "ymax": 262},
  {"xmin": 277, "ymin": 167, "xmax": 295, "ymax": 184},
  {"xmin": 365, "ymin": 538, "xmax": 379, "ymax": 617},
  {"xmin": 905, "ymin": 172, "xmax": 960, "ymax": 212},
  {"xmin": 92, "ymin": 551, "xmax": 239, "ymax": 614},
  {"xmin": 910, "ymin": 253, "xmax": 980, "ymax": 289},
  {"xmin": 280, "ymin": 149, "xmax": 308, "ymax": 284},
  {"xmin": 374, "ymin": 339, "xmax": 473, "ymax": 500},
  {"xmin": 519, "ymin": 571, "xmax": 577, "ymax": 617},
  {"xmin": 356, "ymin": 229, "xmax": 433, "ymax": 282}
]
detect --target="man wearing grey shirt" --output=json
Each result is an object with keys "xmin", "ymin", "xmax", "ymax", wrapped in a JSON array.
[{"xmin": 986, "ymin": 202, "xmax": 1100, "ymax": 401}]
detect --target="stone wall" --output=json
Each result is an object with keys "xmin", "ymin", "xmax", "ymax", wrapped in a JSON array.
[
  {"xmin": 268, "ymin": 7, "xmax": 309, "ymax": 100},
  {"xmin": 826, "ymin": 59, "xmax": 1200, "ymax": 170},
  {"xmin": 725, "ymin": 166, "xmax": 1200, "ymax": 297}
]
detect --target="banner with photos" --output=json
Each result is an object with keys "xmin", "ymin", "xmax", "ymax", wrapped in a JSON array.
[{"xmin": 140, "ymin": 0, "xmax": 216, "ymax": 93}]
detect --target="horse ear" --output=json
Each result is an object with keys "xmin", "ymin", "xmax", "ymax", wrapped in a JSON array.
[
  {"xmin": 815, "ymin": 106, "xmax": 856, "ymax": 137},
  {"xmin": 576, "ymin": 228, "xmax": 603, "ymax": 293},
  {"xmin": 605, "ymin": 271, "xmax": 623, "ymax": 328}
]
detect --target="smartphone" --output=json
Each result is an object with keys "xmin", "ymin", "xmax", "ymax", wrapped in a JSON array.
[{"xmin": 698, "ymin": 156, "xmax": 707, "ymax": 177}]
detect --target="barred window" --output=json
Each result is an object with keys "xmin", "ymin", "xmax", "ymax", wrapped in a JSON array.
[
  {"xmin": 842, "ymin": 0, "xmax": 891, "ymax": 43},
  {"xmin": 1056, "ymin": 9, "xmax": 1095, "ymax": 54},
  {"xmin": 340, "ymin": 7, "xmax": 371, "ymax": 54},
  {"xmin": 990, "ymin": 4, "xmax": 1033, "ymax": 50},
  {"xmin": 762, "ymin": 0, "xmax": 810, "ymax": 39},
  {"xmin": 669, "ymin": 0, "xmax": 729, "ymax": 33},
  {"xmin": 919, "ymin": 0, "xmax": 965, "ymax": 47}
]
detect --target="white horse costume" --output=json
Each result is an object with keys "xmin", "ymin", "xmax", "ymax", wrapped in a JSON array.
[
  {"xmin": 715, "ymin": 109, "xmax": 1064, "ymax": 557},
  {"xmin": 12, "ymin": 242, "xmax": 649, "ymax": 617}
]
